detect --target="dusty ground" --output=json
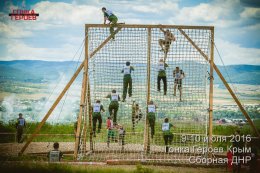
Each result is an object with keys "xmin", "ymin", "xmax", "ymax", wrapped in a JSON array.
[{"xmin": 0, "ymin": 142, "xmax": 74, "ymax": 156}]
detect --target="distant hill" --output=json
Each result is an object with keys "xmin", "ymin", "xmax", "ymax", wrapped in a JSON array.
[
  {"xmin": 215, "ymin": 65, "xmax": 260, "ymax": 85},
  {"xmin": 0, "ymin": 60, "xmax": 80, "ymax": 83},
  {"xmin": 0, "ymin": 60, "xmax": 259, "ymax": 85}
]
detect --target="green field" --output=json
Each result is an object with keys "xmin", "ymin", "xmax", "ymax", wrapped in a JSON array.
[{"xmin": 0, "ymin": 163, "xmax": 229, "ymax": 173}]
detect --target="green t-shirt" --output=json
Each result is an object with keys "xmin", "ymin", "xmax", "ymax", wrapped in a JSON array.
[
  {"xmin": 158, "ymin": 63, "xmax": 168, "ymax": 77},
  {"xmin": 162, "ymin": 122, "xmax": 173, "ymax": 135},
  {"xmin": 103, "ymin": 10, "xmax": 117, "ymax": 21}
]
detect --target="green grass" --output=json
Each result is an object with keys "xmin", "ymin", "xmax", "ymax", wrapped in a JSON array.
[
  {"xmin": 1, "ymin": 120, "xmax": 259, "ymax": 144},
  {"xmin": 0, "ymin": 163, "xmax": 228, "ymax": 173}
]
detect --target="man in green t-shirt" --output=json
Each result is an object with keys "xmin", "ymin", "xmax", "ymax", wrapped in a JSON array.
[
  {"xmin": 147, "ymin": 100, "xmax": 157, "ymax": 139},
  {"xmin": 106, "ymin": 89, "xmax": 120, "ymax": 124},
  {"xmin": 121, "ymin": 61, "xmax": 134, "ymax": 102},
  {"xmin": 162, "ymin": 118, "xmax": 175, "ymax": 153},
  {"xmin": 157, "ymin": 58, "xmax": 168, "ymax": 95},
  {"xmin": 92, "ymin": 100, "xmax": 105, "ymax": 137},
  {"xmin": 102, "ymin": 7, "xmax": 118, "ymax": 40}
]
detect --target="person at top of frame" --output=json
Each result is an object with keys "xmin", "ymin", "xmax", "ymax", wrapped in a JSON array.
[
  {"xmin": 121, "ymin": 61, "xmax": 134, "ymax": 102},
  {"xmin": 158, "ymin": 27, "xmax": 176, "ymax": 60},
  {"xmin": 106, "ymin": 89, "xmax": 120, "ymax": 125},
  {"xmin": 92, "ymin": 100, "xmax": 105, "ymax": 137},
  {"xmin": 102, "ymin": 7, "xmax": 118, "ymax": 40},
  {"xmin": 157, "ymin": 58, "xmax": 168, "ymax": 95},
  {"xmin": 173, "ymin": 66, "xmax": 185, "ymax": 102}
]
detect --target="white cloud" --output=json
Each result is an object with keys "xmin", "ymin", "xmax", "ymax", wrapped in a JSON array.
[
  {"xmin": 240, "ymin": 7, "xmax": 260, "ymax": 18},
  {"xmin": 2, "ymin": 40, "xmax": 82, "ymax": 61},
  {"xmin": 32, "ymin": 1, "xmax": 102, "ymax": 25},
  {"xmin": 214, "ymin": 39, "xmax": 260, "ymax": 65},
  {"xmin": 173, "ymin": 0, "xmax": 243, "ymax": 28},
  {"xmin": 0, "ymin": 0, "xmax": 259, "ymax": 65},
  {"xmin": 131, "ymin": 1, "xmax": 178, "ymax": 14},
  {"xmin": 0, "ymin": 22, "xmax": 33, "ymax": 38}
]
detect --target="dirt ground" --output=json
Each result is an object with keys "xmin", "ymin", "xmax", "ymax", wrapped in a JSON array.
[{"xmin": 0, "ymin": 142, "xmax": 74, "ymax": 156}]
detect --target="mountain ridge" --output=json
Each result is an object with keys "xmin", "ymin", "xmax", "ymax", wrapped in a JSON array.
[{"xmin": 0, "ymin": 60, "xmax": 259, "ymax": 85}]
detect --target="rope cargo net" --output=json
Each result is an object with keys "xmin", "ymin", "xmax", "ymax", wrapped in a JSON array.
[{"xmin": 77, "ymin": 25, "xmax": 212, "ymax": 163}]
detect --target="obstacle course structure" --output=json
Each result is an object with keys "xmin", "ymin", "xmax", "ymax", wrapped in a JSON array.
[{"xmin": 19, "ymin": 24, "xmax": 259, "ymax": 164}]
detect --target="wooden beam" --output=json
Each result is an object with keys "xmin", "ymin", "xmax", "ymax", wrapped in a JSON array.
[
  {"xmin": 19, "ymin": 27, "xmax": 123, "ymax": 155},
  {"xmin": 178, "ymin": 28, "xmax": 260, "ymax": 137},
  {"xmin": 73, "ymin": 27, "xmax": 89, "ymax": 160},
  {"xmin": 213, "ymin": 63, "xmax": 260, "ymax": 137},
  {"xmin": 178, "ymin": 29, "xmax": 209, "ymax": 61},
  {"xmin": 208, "ymin": 28, "xmax": 214, "ymax": 158},
  {"xmin": 144, "ymin": 28, "xmax": 151, "ymax": 153},
  {"xmin": 89, "ymin": 27, "xmax": 122, "ymax": 58},
  {"xmin": 85, "ymin": 24, "xmax": 213, "ymax": 30},
  {"xmin": 87, "ymin": 81, "xmax": 93, "ymax": 151},
  {"xmin": 18, "ymin": 61, "xmax": 84, "ymax": 156},
  {"xmin": 82, "ymin": 83, "xmax": 88, "ymax": 154}
]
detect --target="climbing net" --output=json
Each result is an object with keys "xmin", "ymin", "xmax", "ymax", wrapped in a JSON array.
[{"xmin": 77, "ymin": 24, "xmax": 213, "ymax": 164}]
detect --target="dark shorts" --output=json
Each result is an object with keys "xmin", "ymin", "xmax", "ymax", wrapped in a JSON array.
[
  {"xmin": 160, "ymin": 39, "xmax": 171, "ymax": 49},
  {"xmin": 174, "ymin": 79, "xmax": 182, "ymax": 89}
]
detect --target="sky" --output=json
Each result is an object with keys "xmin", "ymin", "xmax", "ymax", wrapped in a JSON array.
[{"xmin": 0, "ymin": 0, "xmax": 259, "ymax": 65}]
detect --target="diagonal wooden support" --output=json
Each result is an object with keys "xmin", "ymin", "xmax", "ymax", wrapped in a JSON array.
[
  {"xmin": 19, "ymin": 27, "xmax": 123, "ymax": 155},
  {"xmin": 178, "ymin": 28, "xmax": 260, "ymax": 138}
]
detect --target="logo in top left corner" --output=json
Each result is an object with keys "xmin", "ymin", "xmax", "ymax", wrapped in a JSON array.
[{"xmin": 9, "ymin": 9, "xmax": 39, "ymax": 21}]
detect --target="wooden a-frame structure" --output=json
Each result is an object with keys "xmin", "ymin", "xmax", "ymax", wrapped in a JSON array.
[{"xmin": 18, "ymin": 24, "xmax": 260, "ymax": 160}]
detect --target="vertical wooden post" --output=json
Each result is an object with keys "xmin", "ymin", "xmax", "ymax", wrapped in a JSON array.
[
  {"xmin": 88, "ymin": 81, "xmax": 93, "ymax": 151},
  {"xmin": 82, "ymin": 82, "xmax": 87, "ymax": 154},
  {"xmin": 208, "ymin": 28, "xmax": 214, "ymax": 158},
  {"xmin": 73, "ymin": 27, "xmax": 89, "ymax": 160},
  {"xmin": 144, "ymin": 28, "xmax": 151, "ymax": 153}
]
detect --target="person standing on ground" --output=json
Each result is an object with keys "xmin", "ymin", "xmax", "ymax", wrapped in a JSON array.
[
  {"xmin": 16, "ymin": 113, "xmax": 26, "ymax": 143},
  {"xmin": 47, "ymin": 142, "xmax": 63, "ymax": 162}
]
